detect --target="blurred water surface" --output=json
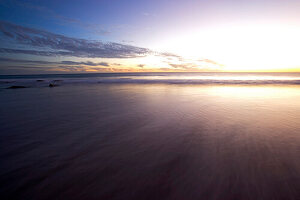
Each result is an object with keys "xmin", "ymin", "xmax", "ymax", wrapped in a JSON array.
[{"xmin": 0, "ymin": 83, "xmax": 300, "ymax": 199}]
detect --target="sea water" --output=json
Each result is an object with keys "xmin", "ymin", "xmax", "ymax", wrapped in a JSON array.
[{"xmin": 0, "ymin": 73, "xmax": 300, "ymax": 199}]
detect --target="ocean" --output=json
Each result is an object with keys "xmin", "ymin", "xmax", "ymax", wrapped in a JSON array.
[
  {"xmin": 0, "ymin": 72, "xmax": 300, "ymax": 199},
  {"xmin": 1, "ymin": 72, "xmax": 300, "ymax": 86}
]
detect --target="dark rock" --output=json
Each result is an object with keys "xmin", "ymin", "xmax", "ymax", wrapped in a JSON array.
[
  {"xmin": 49, "ymin": 83, "xmax": 59, "ymax": 87},
  {"xmin": 7, "ymin": 86, "xmax": 28, "ymax": 89},
  {"xmin": 36, "ymin": 80, "xmax": 44, "ymax": 82}
]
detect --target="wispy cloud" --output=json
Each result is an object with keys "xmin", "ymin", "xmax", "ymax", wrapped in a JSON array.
[
  {"xmin": 169, "ymin": 63, "xmax": 198, "ymax": 70},
  {"xmin": 137, "ymin": 64, "xmax": 145, "ymax": 68},
  {"xmin": 60, "ymin": 61, "xmax": 110, "ymax": 67},
  {"xmin": 0, "ymin": 21, "xmax": 151, "ymax": 58},
  {"xmin": 198, "ymin": 59, "xmax": 224, "ymax": 66},
  {"xmin": 0, "ymin": 21, "xmax": 223, "ymax": 73},
  {"xmin": 57, "ymin": 65, "xmax": 90, "ymax": 72},
  {"xmin": 167, "ymin": 58, "xmax": 223, "ymax": 71},
  {"xmin": 0, "ymin": 57, "xmax": 110, "ymax": 67}
]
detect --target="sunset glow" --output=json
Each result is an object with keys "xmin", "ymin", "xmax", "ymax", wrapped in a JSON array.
[
  {"xmin": 2, "ymin": 1, "xmax": 300, "ymax": 199},
  {"xmin": 156, "ymin": 23, "xmax": 300, "ymax": 72},
  {"xmin": 1, "ymin": 0, "xmax": 300, "ymax": 73}
]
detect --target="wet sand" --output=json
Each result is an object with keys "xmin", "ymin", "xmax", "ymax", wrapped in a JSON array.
[{"xmin": 0, "ymin": 84, "xmax": 300, "ymax": 199}]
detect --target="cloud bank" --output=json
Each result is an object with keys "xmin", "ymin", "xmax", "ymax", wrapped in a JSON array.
[
  {"xmin": 0, "ymin": 21, "xmax": 151, "ymax": 58},
  {"xmin": 0, "ymin": 57, "xmax": 111, "ymax": 67},
  {"xmin": 0, "ymin": 21, "xmax": 223, "ymax": 73}
]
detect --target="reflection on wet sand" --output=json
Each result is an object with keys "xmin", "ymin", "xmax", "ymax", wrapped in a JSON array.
[{"xmin": 0, "ymin": 84, "xmax": 300, "ymax": 199}]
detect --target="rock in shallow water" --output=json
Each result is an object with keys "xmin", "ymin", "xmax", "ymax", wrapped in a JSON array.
[
  {"xmin": 7, "ymin": 86, "xmax": 28, "ymax": 89},
  {"xmin": 49, "ymin": 83, "xmax": 59, "ymax": 87}
]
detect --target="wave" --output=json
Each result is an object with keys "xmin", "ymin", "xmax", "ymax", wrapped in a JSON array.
[{"xmin": 2, "ymin": 77, "xmax": 300, "ymax": 88}]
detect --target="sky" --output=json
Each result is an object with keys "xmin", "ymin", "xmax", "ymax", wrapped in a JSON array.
[{"xmin": 0, "ymin": 0, "xmax": 300, "ymax": 74}]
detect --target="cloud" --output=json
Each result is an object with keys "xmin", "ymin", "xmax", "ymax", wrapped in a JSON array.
[
  {"xmin": 57, "ymin": 65, "xmax": 88, "ymax": 72},
  {"xmin": 0, "ymin": 57, "xmax": 117, "ymax": 73},
  {"xmin": 0, "ymin": 57, "xmax": 110, "ymax": 67},
  {"xmin": 60, "ymin": 60, "xmax": 109, "ymax": 66},
  {"xmin": 0, "ymin": 21, "xmax": 151, "ymax": 58},
  {"xmin": 98, "ymin": 62, "xmax": 110, "ymax": 67},
  {"xmin": 0, "ymin": 21, "xmax": 224, "ymax": 73},
  {"xmin": 0, "ymin": 57, "xmax": 57, "ymax": 65},
  {"xmin": 168, "ymin": 58, "xmax": 223, "ymax": 71},
  {"xmin": 159, "ymin": 52, "xmax": 182, "ymax": 59},
  {"xmin": 169, "ymin": 63, "xmax": 198, "ymax": 70},
  {"xmin": 137, "ymin": 64, "xmax": 145, "ymax": 68},
  {"xmin": 0, "ymin": 21, "xmax": 196, "ymax": 63},
  {"xmin": 198, "ymin": 59, "xmax": 224, "ymax": 66}
]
